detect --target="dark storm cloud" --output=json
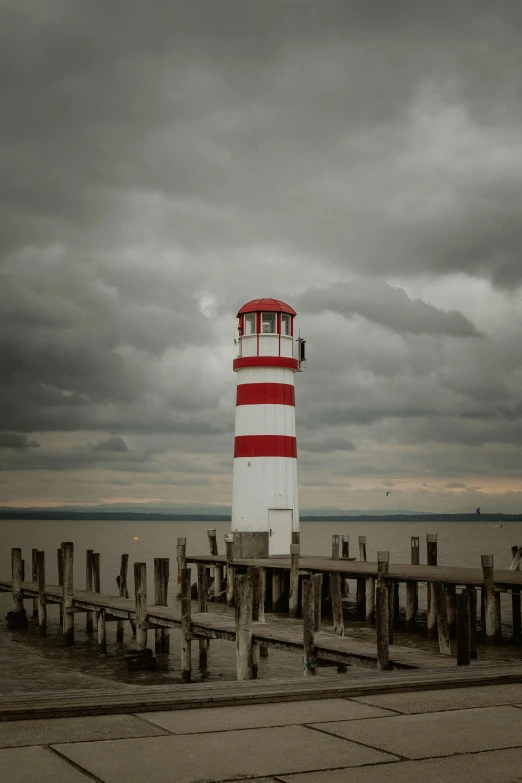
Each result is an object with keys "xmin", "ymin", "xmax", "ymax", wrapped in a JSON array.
[
  {"xmin": 298, "ymin": 281, "xmax": 480, "ymax": 336},
  {"xmin": 86, "ymin": 436, "xmax": 129, "ymax": 453},
  {"xmin": 0, "ymin": 433, "xmax": 40, "ymax": 451}
]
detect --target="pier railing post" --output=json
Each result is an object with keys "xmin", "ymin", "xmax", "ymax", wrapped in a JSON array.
[
  {"xmin": 208, "ymin": 528, "xmax": 223, "ymax": 601},
  {"xmin": 154, "ymin": 557, "xmax": 170, "ymax": 653},
  {"xmin": 235, "ymin": 573, "xmax": 253, "ymax": 681},
  {"xmin": 289, "ymin": 544, "xmax": 300, "ymax": 618},
  {"xmin": 225, "ymin": 533, "xmax": 235, "ymax": 607},
  {"xmin": 62, "ymin": 542, "xmax": 74, "ymax": 646},
  {"xmin": 365, "ymin": 575, "xmax": 375, "ymax": 624},
  {"xmin": 302, "ymin": 577, "xmax": 316, "ymax": 676},
  {"xmin": 85, "ymin": 549, "xmax": 94, "ymax": 634},
  {"xmin": 177, "ymin": 537, "xmax": 186, "ymax": 599},
  {"xmin": 181, "ymin": 567, "xmax": 192, "ymax": 682},
  {"xmin": 37, "ymin": 550, "xmax": 46, "ymax": 635},
  {"xmin": 311, "ymin": 573, "xmax": 322, "ymax": 631},
  {"xmin": 31, "ymin": 549, "xmax": 38, "ymax": 617},
  {"xmin": 456, "ymin": 588, "xmax": 471, "ymax": 665},
  {"xmin": 358, "ymin": 536, "xmax": 367, "ymax": 562},
  {"xmin": 117, "ymin": 554, "xmax": 129, "ymax": 643},
  {"xmin": 197, "ymin": 563, "xmax": 208, "ymax": 669},
  {"xmin": 433, "ymin": 581, "xmax": 451, "ymax": 655},
  {"xmin": 11, "ymin": 548, "xmax": 23, "ymax": 613},
  {"xmin": 406, "ymin": 536, "xmax": 419, "ymax": 630},
  {"xmin": 330, "ymin": 573, "xmax": 344, "ymax": 636},
  {"xmin": 134, "ymin": 562, "xmax": 148, "ymax": 652},
  {"xmin": 341, "ymin": 535, "xmax": 350, "ymax": 597},
  {"xmin": 376, "ymin": 551, "xmax": 390, "ymax": 671},
  {"xmin": 481, "ymin": 555, "xmax": 501, "ymax": 644},
  {"xmin": 426, "ymin": 533, "xmax": 438, "ymax": 638},
  {"xmin": 57, "ymin": 547, "xmax": 64, "ymax": 624},
  {"xmin": 357, "ymin": 536, "xmax": 367, "ymax": 621},
  {"xmin": 331, "ymin": 534, "xmax": 340, "ymax": 560}
]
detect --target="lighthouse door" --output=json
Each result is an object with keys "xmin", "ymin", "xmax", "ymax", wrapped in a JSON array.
[{"xmin": 268, "ymin": 509, "xmax": 293, "ymax": 556}]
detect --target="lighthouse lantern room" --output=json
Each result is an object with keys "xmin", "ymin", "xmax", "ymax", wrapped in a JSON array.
[{"xmin": 231, "ymin": 298, "xmax": 305, "ymax": 558}]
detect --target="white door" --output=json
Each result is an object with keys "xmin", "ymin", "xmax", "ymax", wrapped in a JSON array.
[{"xmin": 268, "ymin": 509, "xmax": 293, "ymax": 556}]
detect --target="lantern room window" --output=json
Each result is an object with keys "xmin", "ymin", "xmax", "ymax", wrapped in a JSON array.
[
  {"xmin": 281, "ymin": 314, "xmax": 291, "ymax": 335},
  {"xmin": 261, "ymin": 313, "xmax": 276, "ymax": 333},
  {"xmin": 244, "ymin": 313, "xmax": 256, "ymax": 335}
]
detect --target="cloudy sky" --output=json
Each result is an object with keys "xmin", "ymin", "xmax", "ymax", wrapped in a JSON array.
[{"xmin": 1, "ymin": 0, "xmax": 522, "ymax": 514}]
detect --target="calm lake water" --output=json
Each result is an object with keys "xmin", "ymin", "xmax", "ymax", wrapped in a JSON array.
[{"xmin": 1, "ymin": 519, "xmax": 521, "ymax": 694}]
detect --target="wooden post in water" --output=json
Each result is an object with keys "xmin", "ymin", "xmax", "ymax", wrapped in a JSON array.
[
  {"xmin": 117, "ymin": 554, "xmax": 129, "ymax": 643},
  {"xmin": 85, "ymin": 549, "xmax": 94, "ymax": 634},
  {"xmin": 330, "ymin": 573, "xmax": 344, "ymax": 636},
  {"xmin": 311, "ymin": 573, "xmax": 322, "ymax": 631},
  {"xmin": 225, "ymin": 533, "xmax": 235, "ymax": 607},
  {"xmin": 289, "ymin": 544, "xmax": 300, "ymax": 618},
  {"xmin": 433, "ymin": 581, "xmax": 451, "ymax": 655},
  {"xmin": 62, "ymin": 542, "xmax": 74, "ymax": 646},
  {"xmin": 196, "ymin": 563, "xmax": 208, "ymax": 668},
  {"xmin": 31, "ymin": 549, "xmax": 38, "ymax": 617},
  {"xmin": 426, "ymin": 533, "xmax": 438, "ymax": 638},
  {"xmin": 341, "ymin": 535, "xmax": 350, "ymax": 597},
  {"xmin": 466, "ymin": 585, "xmax": 478, "ymax": 659},
  {"xmin": 359, "ymin": 536, "xmax": 367, "ymax": 562},
  {"xmin": 272, "ymin": 570, "xmax": 283, "ymax": 612},
  {"xmin": 302, "ymin": 577, "xmax": 316, "ymax": 676},
  {"xmin": 393, "ymin": 582, "xmax": 400, "ymax": 629},
  {"xmin": 57, "ymin": 547, "xmax": 64, "ymax": 624},
  {"xmin": 376, "ymin": 551, "xmax": 390, "ymax": 671},
  {"xmin": 134, "ymin": 562, "xmax": 148, "ymax": 652},
  {"xmin": 357, "ymin": 537, "xmax": 367, "ymax": 620},
  {"xmin": 154, "ymin": 558, "xmax": 170, "ymax": 653},
  {"xmin": 97, "ymin": 608, "xmax": 107, "ymax": 654},
  {"xmin": 248, "ymin": 565, "xmax": 263, "ymax": 678},
  {"xmin": 208, "ymin": 529, "xmax": 223, "ymax": 600},
  {"xmin": 235, "ymin": 573, "xmax": 253, "ymax": 681},
  {"xmin": 11, "ymin": 548, "xmax": 23, "ymax": 613},
  {"xmin": 510, "ymin": 545, "xmax": 521, "ymax": 642},
  {"xmin": 331, "ymin": 534, "xmax": 340, "ymax": 560},
  {"xmin": 37, "ymin": 550, "xmax": 46, "ymax": 635},
  {"xmin": 177, "ymin": 537, "xmax": 186, "ymax": 598},
  {"xmin": 365, "ymin": 575, "xmax": 375, "ymax": 624},
  {"xmin": 456, "ymin": 588, "xmax": 471, "ymax": 665},
  {"xmin": 387, "ymin": 580, "xmax": 394, "ymax": 645},
  {"xmin": 180, "ymin": 567, "xmax": 192, "ymax": 682},
  {"xmin": 446, "ymin": 585, "xmax": 457, "ymax": 638},
  {"xmin": 481, "ymin": 555, "xmax": 501, "ymax": 644},
  {"xmin": 406, "ymin": 536, "xmax": 419, "ymax": 629},
  {"xmin": 92, "ymin": 553, "xmax": 101, "ymax": 593}
]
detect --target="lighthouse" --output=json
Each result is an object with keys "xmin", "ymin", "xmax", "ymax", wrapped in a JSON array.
[{"xmin": 231, "ymin": 298, "xmax": 305, "ymax": 558}]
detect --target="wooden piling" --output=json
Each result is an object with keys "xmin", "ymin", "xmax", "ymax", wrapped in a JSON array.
[
  {"xmin": 331, "ymin": 534, "xmax": 340, "ymax": 560},
  {"xmin": 62, "ymin": 542, "xmax": 74, "ymax": 646},
  {"xmin": 272, "ymin": 570, "xmax": 282, "ymax": 612},
  {"xmin": 466, "ymin": 585, "xmax": 478, "ymax": 659},
  {"xmin": 426, "ymin": 533, "xmax": 438, "ymax": 638},
  {"xmin": 248, "ymin": 565, "xmax": 264, "ymax": 678},
  {"xmin": 225, "ymin": 533, "xmax": 235, "ymax": 608},
  {"xmin": 57, "ymin": 547, "xmax": 64, "ymax": 623},
  {"xmin": 365, "ymin": 575, "xmax": 375, "ymax": 624},
  {"xmin": 376, "ymin": 551, "xmax": 391, "ymax": 669},
  {"xmin": 85, "ymin": 549, "xmax": 94, "ymax": 634},
  {"xmin": 37, "ymin": 550, "xmax": 46, "ymax": 635},
  {"xmin": 510, "ymin": 546, "xmax": 521, "ymax": 642},
  {"xmin": 411, "ymin": 536, "xmax": 420, "ymax": 565},
  {"xmin": 197, "ymin": 564, "xmax": 208, "ymax": 668},
  {"xmin": 341, "ymin": 535, "xmax": 350, "ymax": 597},
  {"xmin": 358, "ymin": 536, "xmax": 367, "ymax": 562},
  {"xmin": 92, "ymin": 553, "xmax": 101, "ymax": 592},
  {"xmin": 31, "ymin": 549, "xmax": 38, "ymax": 617},
  {"xmin": 134, "ymin": 562, "xmax": 148, "ymax": 652},
  {"xmin": 11, "ymin": 548, "xmax": 23, "ymax": 613},
  {"xmin": 387, "ymin": 581, "xmax": 394, "ymax": 645},
  {"xmin": 311, "ymin": 573, "xmax": 322, "ymax": 632},
  {"xmin": 405, "ymin": 581, "xmax": 416, "ymax": 631},
  {"xmin": 456, "ymin": 589, "xmax": 471, "ymax": 665},
  {"xmin": 97, "ymin": 608, "xmax": 107, "ymax": 654},
  {"xmin": 153, "ymin": 558, "xmax": 170, "ymax": 653},
  {"xmin": 235, "ymin": 573, "xmax": 253, "ymax": 681},
  {"xmin": 177, "ymin": 537, "xmax": 186, "ymax": 598},
  {"xmin": 302, "ymin": 578, "xmax": 316, "ymax": 676},
  {"xmin": 208, "ymin": 529, "xmax": 223, "ymax": 601},
  {"xmin": 446, "ymin": 585, "xmax": 456, "ymax": 638},
  {"xmin": 180, "ymin": 567, "xmax": 192, "ymax": 682},
  {"xmin": 117, "ymin": 554, "xmax": 129, "ymax": 643},
  {"xmin": 393, "ymin": 582, "xmax": 400, "ymax": 629},
  {"xmin": 481, "ymin": 554, "xmax": 501, "ymax": 644},
  {"xmin": 509, "ymin": 545, "xmax": 522, "ymax": 571},
  {"xmin": 433, "ymin": 581, "xmax": 451, "ymax": 655},
  {"xmin": 289, "ymin": 544, "xmax": 299, "ymax": 618},
  {"xmin": 330, "ymin": 573, "xmax": 344, "ymax": 636},
  {"xmin": 356, "ymin": 577, "xmax": 366, "ymax": 620}
]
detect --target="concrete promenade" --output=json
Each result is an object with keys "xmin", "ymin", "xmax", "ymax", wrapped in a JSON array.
[{"xmin": 2, "ymin": 683, "xmax": 522, "ymax": 782}]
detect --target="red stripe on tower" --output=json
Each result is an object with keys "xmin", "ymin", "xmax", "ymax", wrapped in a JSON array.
[
  {"xmin": 234, "ymin": 435, "xmax": 297, "ymax": 458},
  {"xmin": 233, "ymin": 357, "xmax": 299, "ymax": 371},
  {"xmin": 236, "ymin": 383, "xmax": 295, "ymax": 407}
]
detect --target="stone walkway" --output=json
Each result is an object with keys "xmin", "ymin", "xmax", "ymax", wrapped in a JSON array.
[{"xmin": 2, "ymin": 684, "xmax": 522, "ymax": 782}]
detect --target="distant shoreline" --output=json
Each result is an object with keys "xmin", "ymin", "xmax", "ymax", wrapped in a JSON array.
[{"xmin": 1, "ymin": 512, "xmax": 521, "ymax": 522}]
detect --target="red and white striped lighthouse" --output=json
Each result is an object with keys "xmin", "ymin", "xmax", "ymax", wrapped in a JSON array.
[{"xmin": 231, "ymin": 298, "xmax": 305, "ymax": 557}]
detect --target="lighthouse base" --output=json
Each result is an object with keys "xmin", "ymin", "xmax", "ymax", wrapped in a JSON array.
[{"xmin": 232, "ymin": 531, "xmax": 269, "ymax": 559}]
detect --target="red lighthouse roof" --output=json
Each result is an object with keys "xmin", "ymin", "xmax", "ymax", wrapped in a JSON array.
[{"xmin": 237, "ymin": 298, "xmax": 296, "ymax": 316}]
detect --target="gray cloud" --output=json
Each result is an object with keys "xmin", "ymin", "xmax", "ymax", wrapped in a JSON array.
[
  {"xmin": 0, "ymin": 433, "xmax": 41, "ymax": 451},
  {"xmin": 85, "ymin": 436, "xmax": 129, "ymax": 453}
]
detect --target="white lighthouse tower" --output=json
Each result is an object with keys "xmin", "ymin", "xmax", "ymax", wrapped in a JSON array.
[{"xmin": 231, "ymin": 298, "xmax": 305, "ymax": 558}]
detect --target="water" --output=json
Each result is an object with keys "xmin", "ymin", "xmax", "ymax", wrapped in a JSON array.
[{"xmin": 1, "ymin": 519, "xmax": 521, "ymax": 694}]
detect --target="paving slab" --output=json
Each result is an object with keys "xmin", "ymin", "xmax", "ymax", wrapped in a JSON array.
[
  {"xmin": 352, "ymin": 683, "xmax": 522, "ymax": 714},
  {"xmin": 138, "ymin": 698, "xmax": 394, "ymax": 733},
  {"xmin": 278, "ymin": 746, "xmax": 522, "ymax": 783},
  {"xmin": 0, "ymin": 746, "xmax": 92, "ymax": 783},
  {"xmin": 53, "ymin": 725, "xmax": 398, "ymax": 782},
  {"xmin": 0, "ymin": 713, "xmax": 169, "ymax": 748},
  {"xmin": 311, "ymin": 705, "xmax": 522, "ymax": 759}
]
